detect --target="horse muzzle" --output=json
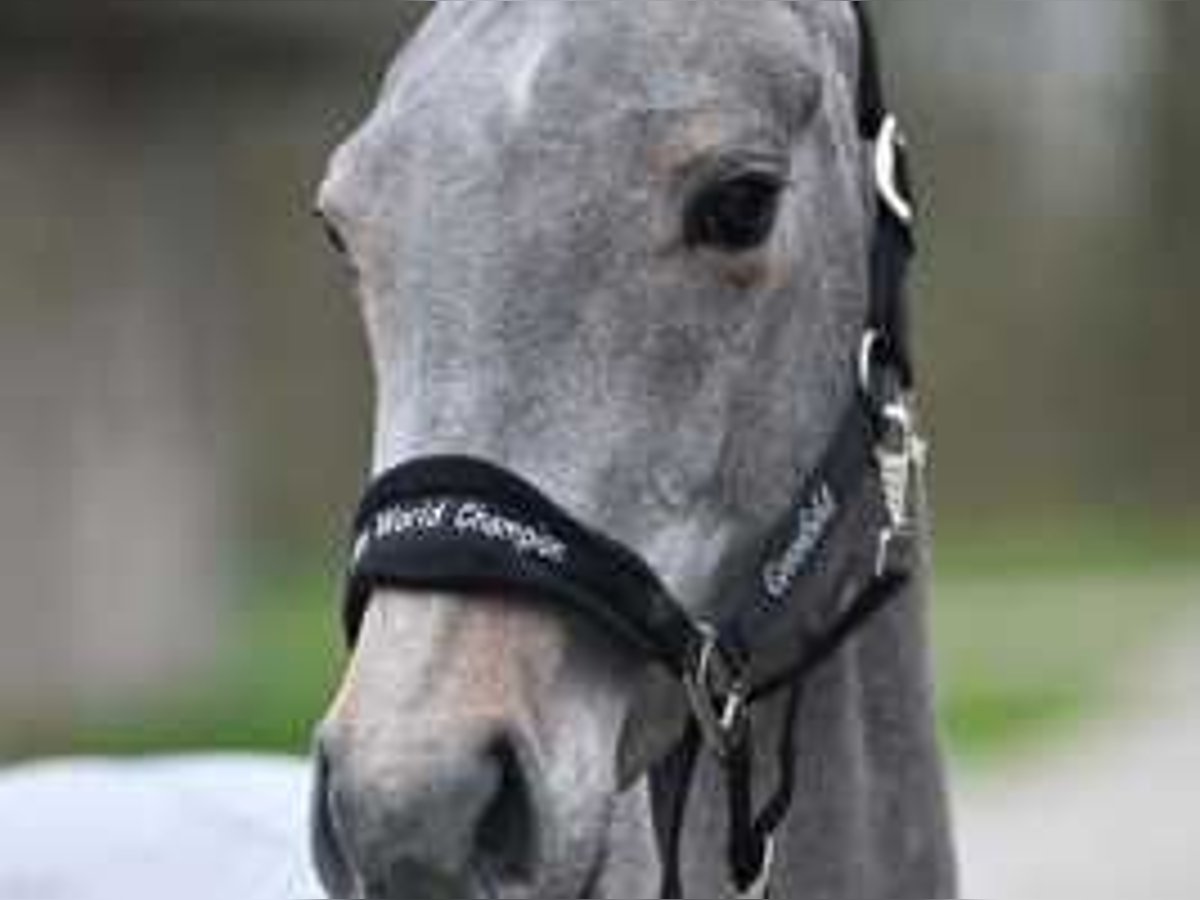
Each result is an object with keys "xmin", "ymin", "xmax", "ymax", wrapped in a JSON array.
[{"xmin": 312, "ymin": 712, "xmax": 542, "ymax": 900}]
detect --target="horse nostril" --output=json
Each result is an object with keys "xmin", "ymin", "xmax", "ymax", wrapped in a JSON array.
[
  {"xmin": 474, "ymin": 736, "xmax": 540, "ymax": 888},
  {"xmin": 310, "ymin": 719, "xmax": 544, "ymax": 897}
]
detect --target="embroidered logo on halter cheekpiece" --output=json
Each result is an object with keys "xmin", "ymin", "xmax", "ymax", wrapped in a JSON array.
[{"xmin": 761, "ymin": 482, "xmax": 839, "ymax": 602}]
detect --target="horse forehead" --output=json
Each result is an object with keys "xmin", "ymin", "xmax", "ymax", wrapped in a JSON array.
[
  {"xmin": 379, "ymin": 0, "xmax": 831, "ymax": 133},
  {"xmin": 323, "ymin": 0, "xmax": 852, "ymax": 246}
]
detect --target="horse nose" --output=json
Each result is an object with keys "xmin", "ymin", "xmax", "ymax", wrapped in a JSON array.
[{"xmin": 315, "ymin": 723, "xmax": 540, "ymax": 898}]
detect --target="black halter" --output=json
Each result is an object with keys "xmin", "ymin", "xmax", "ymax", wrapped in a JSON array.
[{"xmin": 340, "ymin": 3, "xmax": 921, "ymax": 896}]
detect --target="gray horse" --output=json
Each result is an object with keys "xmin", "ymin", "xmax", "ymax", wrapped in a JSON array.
[{"xmin": 312, "ymin": 2, "xmax": 957, "ymax": 898}]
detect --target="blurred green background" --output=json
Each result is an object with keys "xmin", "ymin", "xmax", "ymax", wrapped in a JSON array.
[{"xmin": 1, "ymin": 3, "xmax": 1197, "ymax": 769}]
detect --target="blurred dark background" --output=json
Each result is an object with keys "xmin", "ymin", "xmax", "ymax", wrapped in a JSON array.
[{"xmin": 1, "ymin": 2, "xmax": 1196, "ymax": 765}]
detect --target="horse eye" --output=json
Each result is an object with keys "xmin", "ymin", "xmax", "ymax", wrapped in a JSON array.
[{"xmin": 685, "ymin": 172, "xmax": 785, "ymax": 252}]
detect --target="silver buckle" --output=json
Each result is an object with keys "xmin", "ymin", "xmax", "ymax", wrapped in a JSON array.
[
  {"xmin": 875, "ymin": 114, "xmax": 914, "ymax": 226},
  {"xmin": 684, "ymin": 625, "xmax": 747, "ymax": 760},
  {"xmin": 858, "ymin": 329, "xmax": 885, "ymax": 396},
  {"xmin": 873, "ymin": 398, "xmax": 928, "ymax": 576}
]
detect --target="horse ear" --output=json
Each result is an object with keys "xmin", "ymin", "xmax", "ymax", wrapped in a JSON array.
[{"xmin": 614, "ymin": 666, "xmax": 691, "ymax": 790}]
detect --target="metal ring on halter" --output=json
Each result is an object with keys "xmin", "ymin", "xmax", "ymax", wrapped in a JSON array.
[
  {"xmin": 879, "ymin": 400, "xmax": 916, "ymax": 447},
  {"xmin": 858, "ymin": 329, "xmax": 885, "ymax": 396},
  {"xmin": 684, "ymin": 625, "xmax": 748, "ymax": 760},
  {"xmin": 874, "ymin": 115, "xmax": 914, "ymax": 226}
]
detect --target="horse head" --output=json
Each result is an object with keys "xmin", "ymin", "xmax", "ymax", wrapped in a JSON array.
[{"xmin": 310, "ymin": 3, "xmax": 951, "ymax": 898}]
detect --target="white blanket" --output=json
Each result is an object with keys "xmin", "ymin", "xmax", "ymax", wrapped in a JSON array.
[{"xmin": 0, "ymin": 756, "xmax": 321, "ymax": 900}]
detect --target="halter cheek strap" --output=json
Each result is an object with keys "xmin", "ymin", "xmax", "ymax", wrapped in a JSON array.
[{"xmin": 339, "ymin": 3, "xmax": 919, "ymax": 897}]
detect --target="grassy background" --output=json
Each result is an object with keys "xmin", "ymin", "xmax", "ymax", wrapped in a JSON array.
[
  {"xmin": 933, "ymin": 516, "xmax": 1200, "ymax": 763},
  {"xmin": 10, "ymin": 516, "xmax": 1198, "ymax": 766}
]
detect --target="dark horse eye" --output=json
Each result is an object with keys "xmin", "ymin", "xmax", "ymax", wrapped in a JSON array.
[{"xmin": 686, "ymin": 171, "xmax": 785, "ymax": 252}]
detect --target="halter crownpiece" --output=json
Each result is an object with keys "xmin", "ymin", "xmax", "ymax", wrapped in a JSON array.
[{"xmin": 340, "ymin": 2, "xmax": 921, "ymax": 897}]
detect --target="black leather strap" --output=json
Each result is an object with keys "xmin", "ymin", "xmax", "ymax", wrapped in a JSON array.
[
  {"xmin": 346, "ymin": 456, "xmax": 704, "ymax": 677},
  {"xmin": 718, "ymin": 400, "xmax": 877, "ymax": 665},
  {"xmin": 852, "ymin": 0, "xmax": 887, "ymax": 140},
  {"xmin": 856, "ymin": 0, "xmax": 918, "ymax": 391},
  {"xmin": 650, "ymin": 719, "xmax": 701, "ymax": 900}
]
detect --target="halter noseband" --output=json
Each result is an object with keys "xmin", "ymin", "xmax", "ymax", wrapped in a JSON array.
[{"xmin": 339, "ymin": 3, "xmax": 921, "ymax": 897}]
